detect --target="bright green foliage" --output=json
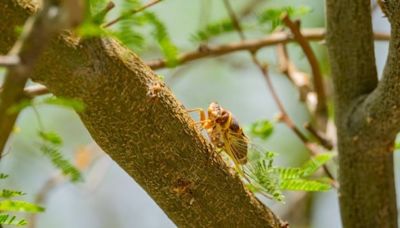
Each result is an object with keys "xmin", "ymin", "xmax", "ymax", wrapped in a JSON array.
[
  {"xmin": 143, "ymin": 12, "xmax": 179, "ymax": 67},
  {"xmin": 76, "ymin": 0, "xmax": 110, "ymax": 37},
  {"xmin": 113, "ymin": 0, "xmax": 146, "ymax": 50},
  {"xmin": 0, "ymin": 174, "xmax": 44, "ymax": 226},
  {"xmin": 258, "ymin": 6, "xmax": 312, "ymax": 31},
  {"xmin": 41, "ymin": 97, "xmax": 85, "ymax": 112},
  {"xmin": 109, "ymin": 1, "xmax": 179, "ymax": 65},
  {"xmin": 246, "ymin": 151, "xmax": 284, "ymax": 201},
  {"xmin": 280, "ymin": 179, "xmax": 330, "ymax": 191},
  {"xmin": 246, "ymin": 152, "xmax": 333, "ymax": 202},
  {"xmin": 191, "ymin": 19, "xmax": 234, "ymax": 42},
  {"xmin": 0, "ymin": 190, "xmax": 26, "ymax": 198},
  {"xmin": 0, "ymin": 214, "xmax": 27, "ymax": 226},
  {"xmin": 248, "ymin": 120, "xmax": 274, "ymax": 140},
  {"xmin": 115, "ymin": 15, "xmax": 146, "ymax": 50},
  {"xmin": 38, "ymin": 130, "xmax": 63, "ymax": 146},
  {"xmin": 0, "ymin": 200, "xmax": 44, "ymax": 213},
  {"xmin": 4, "ymin": 96, "xmax": 84, "ymax": 183},
  {"xmin": 39, "ymin": 132, "xmax": 82, "ymax": 182}
]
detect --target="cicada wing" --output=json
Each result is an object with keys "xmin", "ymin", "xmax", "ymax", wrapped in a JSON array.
[{"xmin": 224, "ymin": 130, "xmax": 249, "ymax": 164}]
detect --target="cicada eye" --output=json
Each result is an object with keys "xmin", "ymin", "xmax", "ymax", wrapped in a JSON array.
[{"xmin": 216, "ymin": 110, "xmax": 229, "ymax": 124}]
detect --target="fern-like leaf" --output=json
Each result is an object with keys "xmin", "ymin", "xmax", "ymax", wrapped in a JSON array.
[
  {"xmin": 275, "ymin": 167, "xmax": 304, "ymax": 179},
  {"xmin": 143, "ymin": 12, "xmax": 179, "ymax": 67},
  {"xmin": 191, "ymin": 19, "xmax": 234, "ymax": 42},
  {"xmin": 0, "ymin": 190, "xmax": 26, "ymax": 199},
  {"xmin": 280, "ymin": 179, "xmax": 331, "ymax": 191},
  {"xmin": 0, "ymin": 200, "xmax": 44, "ymax": 213},
  {"xmin": 39, "ymin": 144, "xmax": 82, "ymax": 182},
  {"xmin": 0, "ymin": 174, "xmax": 9, "ymax": 179},
  {"xmin": 39, "ymin": 131, "xmax": 63, "ymax": 146},
  {"xmin": 258, "ymin": 6, "xmax": 312, "ymax": 31},
  {"xmin": 301, "ymin": 153, "xmax": 334, "ymax": 177},
  {"xmin": 0, "ymin": 214, "xmax": 27, "ymax": 226},
  {"xmin": 245, "ymin": 152, "xmax": 284, "ymax": 201}
]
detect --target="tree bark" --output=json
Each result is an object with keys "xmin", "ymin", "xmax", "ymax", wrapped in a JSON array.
[
  {"xmin": 0, "ymin": 0, "xmax": 285, "ymax": 227},
  {"xmin": 326, "ymin": 0, "xmax": 398, "ymax": 227}
]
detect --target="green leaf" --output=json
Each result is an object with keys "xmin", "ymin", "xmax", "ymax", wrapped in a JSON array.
[
  {"xmin": 191, "ymin": 19, "xmax": 234, "ymax": 41},
  {"xmin": 41, "ymin": 97, "xmax": 85, "ymax": 112},
  {"xmin": 275, "ymin": 167, "xmax": 304, "ymax": 179},
  {"xmin": 280, "ymin": 179, "xmax": 331, "ymax": 191},
  {"xmin": 114, "ymin": 15, "xmax": 146, "ymax": 50},
  {"xmin": 143, "ymin": 12, "xmax": 179, "ymax": 67},
  {"xmin": 0, "ymin": 190, "xmax": 26, "ymax": 199},
  {"xmin": 245, "ymin": 152, "xmax": 284, "ymax": 201},
  {"xmin": 0, "ymin": 214, "xmax": 27, "ymax": 226},
  {"xmin": 258, "ymin": 6, "xmax": 312, "ymax": 31},
  {"xmin": 76, "ymin": 22, "xmax": 110, "ymax": 38},
  {"xmin": 39, "ymin": 144, "xmax": 82, "ymax": 182},
  {"xmin": 0, "ymin": 200, "xmax": 44, "ymax": 213},
  {"xmin": 301, "ymin": 153, "xmax": 334, "ymax": 177},
  {"xmin": 0, "ymin": 174, "xmax": 9, "ymax": 179},
  {"xmin": 248, "ymin": 120, "xmax": 274, "ymax": 140},
  {"xmin": 38, "ymin": 131, "xmax": 63, "ymax": 146}
]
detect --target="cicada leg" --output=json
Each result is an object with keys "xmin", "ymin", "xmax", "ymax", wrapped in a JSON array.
[{"xmin": 187, "ymin": 108, "xmax": 213, "ymax": 129}]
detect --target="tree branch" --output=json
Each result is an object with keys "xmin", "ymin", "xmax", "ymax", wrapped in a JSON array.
[
  {"xmin": 359, "ymin": 0, "xmax": 400, "ymax": 138},
  {"xmin": 326, "ymin": 0, "xmax": 398, "ymax": 227},
  {"xmin": 147, "ymin": 29, "xmax": 389, "ymax": 70},
  {"xmin": 282, "ymin": 15, "xmax": 328, "ymax": 131},
  {"xmin": 0, "ymin": 0, "xmax": 285, "ymax": 226}
]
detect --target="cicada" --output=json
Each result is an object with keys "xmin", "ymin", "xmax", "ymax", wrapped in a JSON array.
[{"xmin": 189, "ymin": 102, "xmax": 249, "ymax": 176}]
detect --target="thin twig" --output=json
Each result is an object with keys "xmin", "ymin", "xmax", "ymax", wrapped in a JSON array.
[
  {"xmin": 92, "ymin": 1, "xmax": 115, "ymax": 21},
  {"xmin": 282, "ymin": 14, "xmax": 328, "ymax": 131},
  {"xmin": 304, "ymin": 122, "xmax": 333, "ymax": 150},
  {"xmin": 222, "ymin": 0, "xmax": 337, "ymax": 185},
  {"xmin": 103, "ymin": 0, "xmax": 163, "ymax": 28},
  {"xmin": 5, "ymin": 30, "xmax": 391, "ymax": 99},
  {"xmin": 146, "ymin": 29, "xmax": 390, "ymax": 70},
  {"xmin": 276, "ymin": 43, "xmax": 312, "ymax": 103}
]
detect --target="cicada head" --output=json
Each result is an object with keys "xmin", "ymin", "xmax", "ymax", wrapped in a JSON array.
[
  {"xmin": 208, "ymin": 102, "xmax": 231, "ymax": 129},
  {"xmin": 208, "ymin": 102, "xmax": 222, "ymax": 121}
]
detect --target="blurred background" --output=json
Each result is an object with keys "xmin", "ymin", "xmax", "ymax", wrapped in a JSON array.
[{"xmin": 0, "ymin": 0, "xmax": 395, "ymax": 227}]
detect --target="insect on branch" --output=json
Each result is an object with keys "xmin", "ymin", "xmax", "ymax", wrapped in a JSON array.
[{"xmin": 222, "ymin": 0, "xmax": 337, "ymax": 185}]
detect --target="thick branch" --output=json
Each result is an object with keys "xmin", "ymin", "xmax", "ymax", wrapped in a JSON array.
[
  {"xmin": 357, "ymin": 1, "xmax": 400, "ymax": 139},
  {"xmin": 326, "ymin": 0, "xmax": 378, "ymax": 111},
  {"xmin": 0, "ymin": 0, "xmax": 284, "ymax": 226},
  {"xmin": 326, "ymin": 0, "xmax": 397, "ymax": 227}
]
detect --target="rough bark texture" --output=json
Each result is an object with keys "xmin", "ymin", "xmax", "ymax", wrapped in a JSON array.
[
  {"xmin": 0, "ymin": 0, "xmax": 284, "ymax": 227},
  {"xmin": 326, "ymin": 0, "xmax": 398, "ymax": 227}
]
